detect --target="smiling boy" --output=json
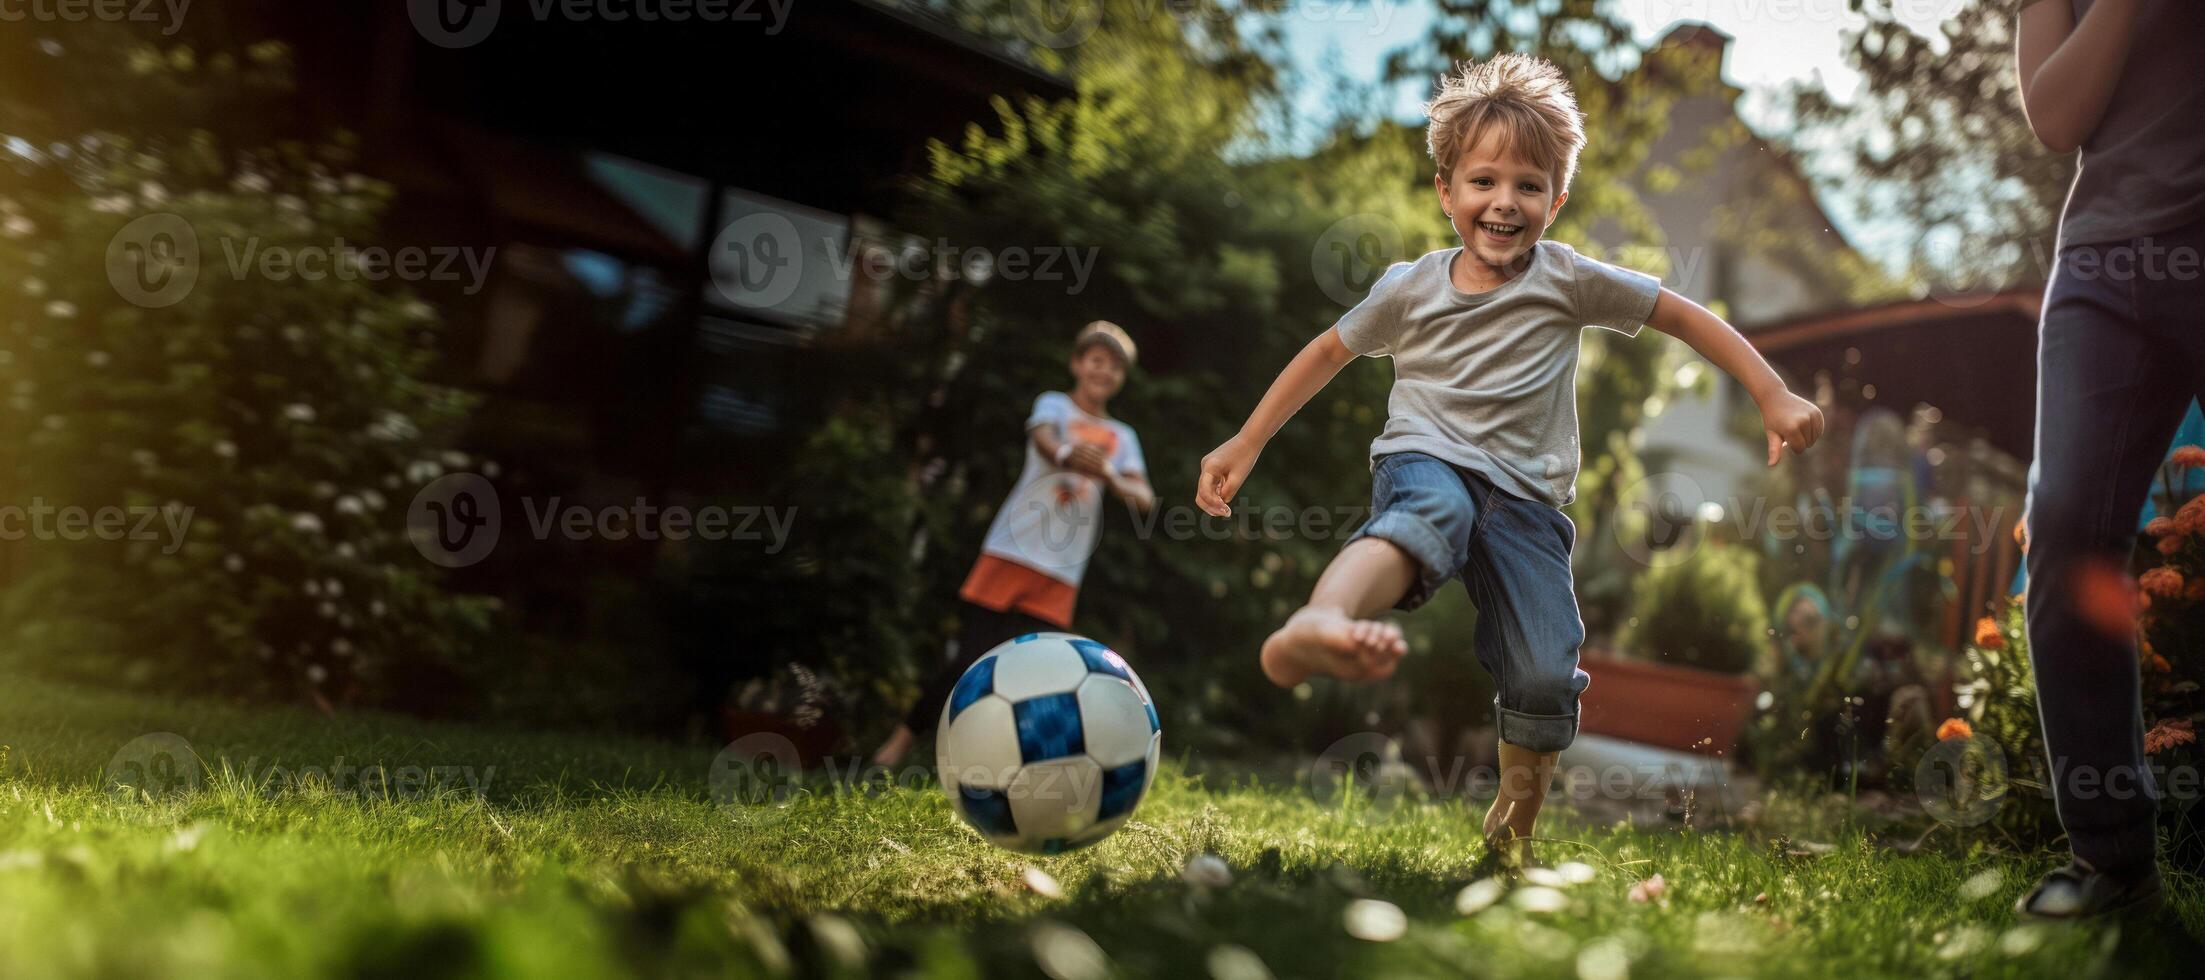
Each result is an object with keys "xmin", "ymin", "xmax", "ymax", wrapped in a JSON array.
[{"xmin": 1196, "ymin": 54, "xmax": 1823, "ymax": 860}]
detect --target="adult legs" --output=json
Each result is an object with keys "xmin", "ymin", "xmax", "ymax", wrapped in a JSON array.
[{"xmin": 2024, "ymin": 247, "xmax": 2196, "ymax": 879}]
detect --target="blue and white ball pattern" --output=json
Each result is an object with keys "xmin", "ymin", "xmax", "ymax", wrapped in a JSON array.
[{"xmin": 937, "ymin": 632, "xmax": 1161, "ymax": 854}]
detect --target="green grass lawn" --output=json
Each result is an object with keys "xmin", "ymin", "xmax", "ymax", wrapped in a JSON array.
[{"xmin": 1, "ymin": 677, "xmax": 2199, "ymax": 979}]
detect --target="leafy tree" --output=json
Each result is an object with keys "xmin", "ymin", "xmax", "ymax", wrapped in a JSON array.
[{"xmin": 1788, "ymin": 1, "xmax": 2067, "ymax": 292}]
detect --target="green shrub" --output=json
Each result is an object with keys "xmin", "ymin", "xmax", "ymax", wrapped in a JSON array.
[
  {"xmin": 1620, "ymin": 540, "xmax": 1768, "ymax": 674},
  {"xmin": 0, "ymin": 36, "xmax": 493, "ymax": 705}
]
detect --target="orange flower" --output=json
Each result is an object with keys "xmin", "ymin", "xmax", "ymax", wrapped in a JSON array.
[
  {"xmin": 2147, "ymin": 516, "xmax": 2176, "ymax": 538},
  {"xmin": 2145, "ymin": 719, "xmax": 2196, "ymax": 755},
  {"xmin": 1973, "ymin": 617, "xmax": 2005, "ymax": 650},
  {"xmin": 2142, "ymin": 637, "xmax": 2172, "ymax": 673},
  {"xmin": 2012, "ymin": 516, "xmax": 2029, "ymax": 554},
  {"xmin": 2161, "ymin": 535, "xmax": 2185, "ymax": 557},
  {"xmin": 1937, "ymin": 717, "xmax": 1973, "ymax": 741},
  {"xmin": 2141, "ymin": 567, "xmax": 2186, "ymax": 599},
  {"xmin": 2178, "ymin": 497, "xmax": 2205, "ymax": 537},
  {"xmin": 2172, "ymin": 446, "xmax": 2205, "ymax": 471}
]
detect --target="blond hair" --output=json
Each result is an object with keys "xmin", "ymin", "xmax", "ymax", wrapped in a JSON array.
[{"xmin": 1423, "ymin": 53, "xmax": 1585, "ymax": 192}]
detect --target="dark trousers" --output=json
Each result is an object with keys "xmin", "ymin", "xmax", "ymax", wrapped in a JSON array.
[
  {"xmin": 2026, "ymin": 213, "xmax": 2205, "ymax": 875},
  {"xmin": 904, "ymin": 602, "xmax": 1059, "ymax": 734}
]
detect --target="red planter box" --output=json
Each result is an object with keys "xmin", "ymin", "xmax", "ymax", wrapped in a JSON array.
[{"xmin": 1579, "ymin": 653, "xmax": 1761, "ymax": 755}]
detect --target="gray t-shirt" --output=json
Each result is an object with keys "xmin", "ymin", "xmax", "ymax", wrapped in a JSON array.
[
  {"xmin": 2054, "ymin": 0, "xmax": 2205, "ymax": 248},
  {"xmin": 1335, "ymin": 241, "xmax": 1660, "ymax": 507}
]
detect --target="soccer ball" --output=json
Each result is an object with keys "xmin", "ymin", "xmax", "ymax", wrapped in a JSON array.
[{"xmin": 937, "ymin": 632, "xmax": 1161, "ymax": 854}]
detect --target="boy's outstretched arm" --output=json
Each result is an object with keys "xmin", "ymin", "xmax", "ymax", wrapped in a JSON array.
[
  {"xmin": 1197, "ymin": 328, "xmax": 1357, "ymax": 517},
  {"xmin": 2014, "ymin": 0, "xmax": 2138, "ymax": 154},
  {"xmin": 1645, "ymin": 288, "xmax": 1825, "ymax": 466}
]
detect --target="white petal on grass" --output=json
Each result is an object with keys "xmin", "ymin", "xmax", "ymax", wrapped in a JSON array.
[
  {"xmin": 1558, "ymin": 861, "xmax": 1597, "ymax": 885},
  {"xmin": 1936, "ymin": 925, "xmax": 1992, "ymax": 961},
  {"xmin": 1024, "ymin": 866, "xmax": 1065, "ymax": 900},
  {"xmin": 1344, "ymin": 899, "xmax": 1407, "ymax": 942},
  {"xmin": 1456, "ymin": 878, "xmax": 1506, "ymax": 916},
  {"xmin": 728, "ymin": 916, "xmax": 791, "ymax": 976},
  {"xmin": 809, "ymin": 915, "xmax": 866, "ymax": 969},
  {"xmin": 1032, "ymin": 922, "xmax": 1110, "ymax": 980},
  {"xmin": 1182, "ymin": 853, "xmax": 1233, "ymax": 889},
  {"xmin": 1523, "ymin": 866, "xmax": 1566, "ymax": 888},
  {"xmin": 1206, "ymin": 944, "xmax": 1274, "ymax": 980},
  {"xmin": 1513, "ymin": 886, "xmax": 1568, "ymax": 914},
  {"xmin": 1576, "ymin": 937, "xmax": 1631, "ymax": 980},
  {"xmin": 1998, "ymin": 926, "xmax": 2046, "ymax": 957},
  {"xmin": 1957, "ymin": 868, "xmax": 2003, "ymax": 902}
]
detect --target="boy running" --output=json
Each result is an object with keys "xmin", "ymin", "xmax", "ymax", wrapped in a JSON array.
[{"xmin": 1197, "ymin": 54, "xmax": 1823, "ymax": 860}]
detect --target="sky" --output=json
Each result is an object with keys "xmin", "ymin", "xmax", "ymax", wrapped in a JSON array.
[{"xmin": 1270, "ymin": 0, "xmax": 1969, "ymax": 269}]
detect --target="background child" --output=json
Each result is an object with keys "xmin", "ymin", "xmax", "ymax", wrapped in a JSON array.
[
  {"xmin": 1196, "ymin": 53, "xmax": 1822, "ymax": 862},
  {"xmin": 872, "ymin": 321, "xmax": 1155, "ymax": 768}
]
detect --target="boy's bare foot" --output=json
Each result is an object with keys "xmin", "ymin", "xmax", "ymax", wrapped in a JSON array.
[
  {"xmin": 1483, "ymin": 797, "xmax": 1513, "ymax": 842},
  {"xmin": 870, "ymin": 724, "xmax": 917, "ymax": 769},
  {"xmin": 1258, "ymin": 607, "xmax": 1407, "ymax": 686}
]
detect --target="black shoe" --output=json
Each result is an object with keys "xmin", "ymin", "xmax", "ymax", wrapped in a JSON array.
[{"xmin": 2013, "ymin": 859, "xmax": 2164, "ymax": 921}]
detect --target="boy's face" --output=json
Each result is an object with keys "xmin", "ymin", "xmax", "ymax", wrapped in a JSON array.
[
  {"xmin": 1435, "ymin": 131, "xmax": 1567, "ymax": 271},
  {"xmin": 1070, "ymin": 344, "xmax": 1126, "ymax": 403}
]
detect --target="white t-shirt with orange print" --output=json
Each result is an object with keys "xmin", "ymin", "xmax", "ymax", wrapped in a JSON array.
[{"xmin": 960, "ymin": 391, "xmax": 1146, "ymax": 625}]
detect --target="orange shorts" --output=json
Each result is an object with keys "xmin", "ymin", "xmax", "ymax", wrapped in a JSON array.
[{"xmin": 959, "ymin": 554, "xmax": 1075, "ymax": 629}]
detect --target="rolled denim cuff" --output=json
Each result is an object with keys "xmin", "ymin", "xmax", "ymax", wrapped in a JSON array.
[
  {"xmin": 1349, "ymin": 511, "xmax": 1454, "ymax": 611},
  {"xmin": 1496, "ymin": 702, "xmax": 1579, "ymax": 754}
]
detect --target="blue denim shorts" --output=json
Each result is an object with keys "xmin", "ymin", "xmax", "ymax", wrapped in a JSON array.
[{"xmin": 1348, "ymin": 451, "xmax": 1589, "ymax": 752}]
